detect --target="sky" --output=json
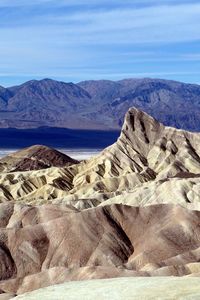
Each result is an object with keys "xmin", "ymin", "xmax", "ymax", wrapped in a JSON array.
[{"xmin": 0, "ymin": 0, "xmax": 200, "ymax": 86}]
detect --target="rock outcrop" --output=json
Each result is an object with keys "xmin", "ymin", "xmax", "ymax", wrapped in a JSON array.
[
  {"xmin": 61, "ymin": 107, "xmax": 200, "ymax": 208},
  {"xmin": 0, "ymin": 145, "xmax": 78, "ymax": 172}
]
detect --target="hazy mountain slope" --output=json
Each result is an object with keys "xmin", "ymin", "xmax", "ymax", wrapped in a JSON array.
[
  {"xmin": 0, "ymin": 86, "xmax": 12, "ymax": 110},
  {"xmin": 78, "ymin": 79, "xmax": 123, "ymax": 104},
  {"xmin": 7, "ymin": 79, "xmax": 91, "ymax": 112},
  {"xmin": 0, "ymin": 78, "xmax": 200, "ymax": 130},
  {"xmin": 0, "ymin": 79, "xmax": 105, "ymax": 129},
  {"xmin": 80, "ymin": 78, "xmax": 200, "ymax": 130}
]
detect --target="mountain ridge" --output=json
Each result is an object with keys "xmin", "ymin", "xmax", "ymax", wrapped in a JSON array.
[
  {"xmin": 0, "ymin": 106, "xmax": 199, "ymax": 207},
  {"xmin": 0, "ymin": 77, "xmax": 200, "ymax": 131}
]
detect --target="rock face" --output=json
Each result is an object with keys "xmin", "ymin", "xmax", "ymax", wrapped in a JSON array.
[
  {"xmin": 1, "ymin": 78, "xmax": 200, "ymax": 131},
  {"xmin": 0, "ymin": 107, "xmax": 200, "ymax": 297}
]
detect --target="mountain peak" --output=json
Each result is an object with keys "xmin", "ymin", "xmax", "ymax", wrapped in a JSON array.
[{"xmin": 119, "ymin": 107, "xmax": 164, "ymax": 156}]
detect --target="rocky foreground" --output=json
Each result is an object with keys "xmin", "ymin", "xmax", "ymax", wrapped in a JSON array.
[{"xmin": 0, "ymin": 107, "xmax": 200, "ymax": 299}]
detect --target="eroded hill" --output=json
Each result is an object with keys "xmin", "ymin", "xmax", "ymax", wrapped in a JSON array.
[{"xmin": 0, "ymin": 107, "xmax": 200, "ymax": 298}]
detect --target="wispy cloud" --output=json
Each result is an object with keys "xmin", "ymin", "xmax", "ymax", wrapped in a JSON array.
[
  {"xmin": 0, "ymin": 0, "xmax": 199, "ymax": 86},
  {"xmin": 181, "ymin": 53, "xmax": 200, "ymax": 61},
  {"xmin": 57, "ymin": 3, "xmax": 200, "ymax": 44},
  {"xmin": 1, "ymin": 3, "xmax": 200, "ymax": 43}
]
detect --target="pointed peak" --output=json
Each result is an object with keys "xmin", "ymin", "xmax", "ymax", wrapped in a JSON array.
[
  {"xmin": 119, "ymin": 107, "xmax": 164, "ymax": 156},
  {"xmin": 124, "ymin": 107, "xmax": 163, "ymax": 132}
]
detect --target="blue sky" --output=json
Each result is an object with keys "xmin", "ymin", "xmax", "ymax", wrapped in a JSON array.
[{"xmin": 0, "ymin": 0, "xmax": 200, "ymax": 86}]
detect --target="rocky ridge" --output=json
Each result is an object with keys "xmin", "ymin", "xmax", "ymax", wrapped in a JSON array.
[
  {"xmin": 0, "ymin": 107, "xmax": 200, "ymax": 206},
  {"xmin": 0, "ymin": 107, "xmax": 199, "ymax": 298},
  {"xmin": 0, "ymin": 145, "xmax": 78, "ymax": 173}
]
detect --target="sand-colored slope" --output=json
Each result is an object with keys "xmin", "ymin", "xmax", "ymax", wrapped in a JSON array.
[
  {"xmin": 72, "ymin": 107, "xmax": 200, "ymax": 190},
  {"xmin": 0, "ymin": 167, "xmax": 75, "ymax": 203},
  {"xmin": 12, "ymin": 277, "xmax": 200, "ymax": 300},
  {"xmin": 0, "ymin": 107, "xmax": 200, "ymax": 207},
  {"xmin": 0, "ymin": 145, "xmax": 78, "ymax": 173},
  {"xmin": 99, "ymin": 175, "xmax": 200, "ymax": 209},
  {"xmin": 1, "ymin": 203, "xmax": 200, "ymax": 295},
  {"xmin": 0, "ymin": 107, "xmax": 200, "ymax": 297},
  {"xmin": 57, "ymin": 107, "xmax": 200, "ymax": 208}
]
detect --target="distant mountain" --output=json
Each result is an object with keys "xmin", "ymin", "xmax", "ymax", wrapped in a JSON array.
[
  {"xmin": 0, "ymin": 77, "xmax": 200, "ymax": 131},
  {"xmin": 0, "ymin": 78, "xmax": 100, "ymax": 129},
  {"xmin": 78, "ymin": 78, "xmax": 200, "ymax": 131}
]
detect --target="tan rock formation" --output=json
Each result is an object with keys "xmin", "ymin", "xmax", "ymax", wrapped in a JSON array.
[
  {"xmin": 0, "ymin": 203, "xmax": 200, "ymax": 295},
  {"xmin": 0, "ymin": 107, "xmax": 200, "ymax": 297},
  {"xmin": 70, "ymin": 107, "xmax": 200, "ymax": 201},
  {"xmin": 0, "ymin": 108, "xmax": 200, "ymax": 207},
  {"xmin": 0, "ymin": 145, "xmax": 78, "ymax": 173}
]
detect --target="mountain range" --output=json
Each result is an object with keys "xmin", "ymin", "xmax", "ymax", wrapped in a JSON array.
[{"xmin": 0, "ymin": 77, "xmax": 200, "ymax": 131}]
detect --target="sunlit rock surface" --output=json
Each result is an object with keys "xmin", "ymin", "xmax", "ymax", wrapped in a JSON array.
[{"xmin": 0, "ymin": 107, "xmax": 199, "ymax": 297}]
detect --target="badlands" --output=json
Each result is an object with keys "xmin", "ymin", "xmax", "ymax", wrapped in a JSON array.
[{"xmin": 0, "ymin": 107, "xmax": 200, "ymax": 299}]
